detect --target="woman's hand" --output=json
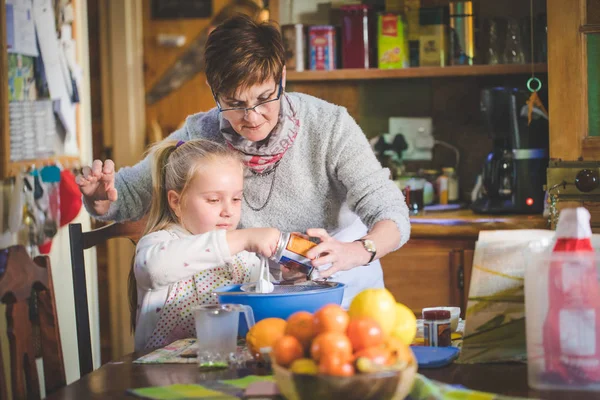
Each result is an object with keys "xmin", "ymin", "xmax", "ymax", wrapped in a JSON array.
[
  {"xmin": 305, "ymin": 228, "xmax": 372, "ymax": 279},
  {"xmin": 76, "ymin": 159, "xmax": 118, "ymax": 216}
]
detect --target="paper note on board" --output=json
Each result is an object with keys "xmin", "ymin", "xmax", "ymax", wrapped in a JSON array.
[
  {"xmin": 32, "ymin": 0, "xmax": 78, "ymax": 155},
  {"xmin": 6, "ymin": 0, "xmax": 39, "ymax": 56}
]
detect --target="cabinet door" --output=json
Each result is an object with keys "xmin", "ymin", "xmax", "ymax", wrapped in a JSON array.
[
  {"xmin": 548, "ymin": 0, "xmax": 599, "ymax": 160},
  {"xmin": 546, "ymin": 0, "xmax": 600, "ymax": 228},
  {"xmin": 380, "ymin": 240, "xmax": 472, "ymax": 315}
]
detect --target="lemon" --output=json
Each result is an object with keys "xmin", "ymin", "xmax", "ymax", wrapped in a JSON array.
[
  {"xmin": 391, "ymin": 302, "xmax": 417, "ymax": 345},
  {"xmin": 290, "ymin": 358, "xmax": 318, "ymax": 375},
  {"xmin": 348, "ymin": 288, "xmax": 398, "ymax": 337}
]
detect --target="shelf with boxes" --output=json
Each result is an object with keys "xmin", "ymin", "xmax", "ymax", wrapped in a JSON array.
[
  {"xmin": 279, "ymin": 0, "xmax": 548, "ymax": 82},
  {"xmin": 286, "ymin": 63, "xmax": 548, "ymax": 82}
]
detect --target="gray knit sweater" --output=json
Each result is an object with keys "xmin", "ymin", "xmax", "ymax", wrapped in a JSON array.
[{"xmin": 90, "ymin": 93, "xmax": 410, "ymax": 304}]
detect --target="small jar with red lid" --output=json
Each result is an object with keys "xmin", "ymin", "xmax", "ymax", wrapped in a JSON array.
[{"xmin": 423, "ymin": 309, "xmax": 452, "ymax": 347}]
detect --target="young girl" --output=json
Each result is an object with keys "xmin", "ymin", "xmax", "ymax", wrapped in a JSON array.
[{"xmin": 132, "ymin": 139, "xmax": 280, "ymax": 351}]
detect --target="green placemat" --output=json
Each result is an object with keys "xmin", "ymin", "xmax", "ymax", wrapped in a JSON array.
[
  {"xmin": 411, "ymin": 374, "xmax": 537, "ymax": 400},
  {"xmin": 127, "ymin": 384, "xmax": 238, "ymax": 399},
  {"xmin": 219, "ymin": 375, "xmax": 275, "ymax": 389}
]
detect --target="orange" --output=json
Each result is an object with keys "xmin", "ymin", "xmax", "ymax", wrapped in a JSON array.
[
  {"xmin": 272, "ymin": 335, "xmax": 304, "ymax": 367},
  {"xmin": 346, "ymin": 316, "xmax": 384, "ymax": 352},
  {"xmin": 285, "ymin": 311, "xmax": 317, "ymax": 350},
  {"xmin": 313, "ymin": 304, "xmax": 349, "ymax": 334},
  {"xmin": 348, "ymin": 288, "xmax": 398, "ymax": 337},
  {"xmin": 385, "ymin": 336, "xmax": 415, "ymax": 365},
  {"xmin": 318, "ymin": 354, "xmax": 355, "ymax": 377},
  {"xmin": 310, "ymin": 331, "xmax": 352, "ymax": 363},
  {"xmin": 246, "ymin": 318, "xmax": 287, "ymax": 361}
]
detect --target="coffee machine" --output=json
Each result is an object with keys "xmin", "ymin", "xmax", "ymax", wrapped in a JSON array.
[{"xmin": 471, "ymin": 87, "xmax": 549, "ymax": 214}]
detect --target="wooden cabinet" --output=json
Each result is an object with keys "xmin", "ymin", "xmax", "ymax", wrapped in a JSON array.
[
  {"xmin": 380, "ymin": 211, "xmax": 548, "ymax": 316},
  {"xmin": 381, "ymin": 239, "xmax": 474, "ymax": 317}
]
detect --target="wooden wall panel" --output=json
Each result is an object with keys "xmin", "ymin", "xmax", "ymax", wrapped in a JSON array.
[
  {"xmin": 287, "ymin": 82, "xmax": 361, "ymax": 123},
  {"xmin": 143, "ymin": 1, "xmax": 231, "ymax": 137},
  {"xmin": 289, "ymin": 73, "xmax": 545, "ymax": 203}
]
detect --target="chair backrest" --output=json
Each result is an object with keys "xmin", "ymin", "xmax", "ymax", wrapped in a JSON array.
[
  {"xmin": 0, "ymin": 245, "xmax": 66, "ymax": 399},
  {"xmin": 68, "ymin": 219, "xmax": 145, "ymax": 377}
]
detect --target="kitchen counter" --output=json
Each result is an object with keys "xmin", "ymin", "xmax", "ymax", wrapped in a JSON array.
[{"xmin": 409, "ymin": 209, "xmax": 549, "ymax": 239}]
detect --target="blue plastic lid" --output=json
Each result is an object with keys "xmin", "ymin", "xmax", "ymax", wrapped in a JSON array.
[{"xmin": 410, "ymin": 346, "xmax": 460, "ymax": 368}]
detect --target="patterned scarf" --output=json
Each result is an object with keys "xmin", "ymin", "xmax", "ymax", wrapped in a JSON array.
[{"xmin": 219, "ymin": 93, "xmax": 300, "ymax": 174}]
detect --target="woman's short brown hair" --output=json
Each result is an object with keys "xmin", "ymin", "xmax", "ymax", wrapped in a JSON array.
[{"xmin": 204, "ymin": 14, "xmax": 285, "ymax": 97}]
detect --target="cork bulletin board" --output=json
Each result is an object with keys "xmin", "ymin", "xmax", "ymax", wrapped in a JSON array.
[{"xmin": 1, "ymin": 0, "xmax": 81, "ymax": 178}]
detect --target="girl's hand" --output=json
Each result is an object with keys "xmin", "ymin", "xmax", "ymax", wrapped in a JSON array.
[
  {"xmin": 245, "ymin": 228, "xmax": 281, "ymax": 258},
  {"xmin": 305, "ymin": 228, "xmax": 372, "ymax": 279}
]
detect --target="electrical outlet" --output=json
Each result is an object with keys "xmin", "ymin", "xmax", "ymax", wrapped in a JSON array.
[{"xmin": 388, "ymin": 117, "xmax": 434, "ymax": 160}]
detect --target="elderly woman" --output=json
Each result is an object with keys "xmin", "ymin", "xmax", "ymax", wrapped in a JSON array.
[{"xmin": 78, "ymin": 15, "xmax": 410, "ymax": 307}]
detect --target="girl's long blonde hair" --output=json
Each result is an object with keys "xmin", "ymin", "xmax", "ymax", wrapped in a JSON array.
[{"xmin": 128, "ymin": 138, "xmax": 242, "ymax": 330}]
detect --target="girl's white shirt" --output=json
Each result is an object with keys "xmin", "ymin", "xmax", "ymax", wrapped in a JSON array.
[{"xmin": 133, "ymin": 224, "xmax": 262, "ymax": 350}]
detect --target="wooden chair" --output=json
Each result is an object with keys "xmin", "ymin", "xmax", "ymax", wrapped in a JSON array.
[
  {"xmin": 68, "ymin": 219, "xmax": 145, "ymax": 377},
  {"xmin": 0, "ymin": 245, "xmax": 66, "ymax": 399}
]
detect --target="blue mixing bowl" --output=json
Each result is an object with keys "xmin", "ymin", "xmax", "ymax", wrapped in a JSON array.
[{"xmin": 213, "ymin": 282, "xmax": 345, "ymax": 337}]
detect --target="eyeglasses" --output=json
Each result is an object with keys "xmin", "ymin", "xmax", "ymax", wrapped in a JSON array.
[{"xmin": 212, "ymin": 78, "xmax": 283, "ymax": 118}]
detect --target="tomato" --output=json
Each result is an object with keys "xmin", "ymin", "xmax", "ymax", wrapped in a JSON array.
[
  {"xmin": 318, "ymin": 354, "xmax": 355, "ymax": 377},
  {"xmin": 310, "ymin": 332, "xmax": 353, "ymax": 362},
  {"xmin": 272, "ymin": 335, "xmax": 304, "ymax": 367},
  {"xmin": 348, "ymin": 288, "xmax": 398, "ymax": 337},
  {"xmin": 353, "ymin": 346, "xmax": 393, "ymax": 366},
  {"xmin": 285, "ymin": 311, "xmax": 317, "ymax": 350},
  {"xmin": 313, "ymin": 304, "xmax": 349, "ymax": 334},
  {"xmin": 346, "ymin": 316, "xmax": 384, "ymax": 352}
]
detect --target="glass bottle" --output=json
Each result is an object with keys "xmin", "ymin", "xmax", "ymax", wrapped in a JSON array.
[
  {"xmin": 486, "ymin": 18, "xmax": 501, "ymax": 65},
  {"xmin": 442, "ymin": 167, "xmax": 459, "ymax": 203}
]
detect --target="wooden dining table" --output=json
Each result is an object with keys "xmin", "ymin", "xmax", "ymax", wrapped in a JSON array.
[{"xmin": 46, "ymin": 351, "xmax": 600, "ymax": 400}]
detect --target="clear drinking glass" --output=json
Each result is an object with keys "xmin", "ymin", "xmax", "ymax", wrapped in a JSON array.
[
  {"xmin": 192, "ymin": 304, "xmax": 255, "ymax": 367},
  {"xmin": 504, "ymin": 18, "xmax": 526, "ymax": 64},
  {"xmin": 402, "ymin": 177, "xmax": 426, "ymax": 215}
]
